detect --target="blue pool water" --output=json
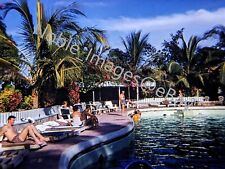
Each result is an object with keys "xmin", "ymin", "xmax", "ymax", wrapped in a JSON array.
[
  {"xmin": 131, "ymin": 109, "xmax": 225, "ymax": 169},
  {"xmin": 88, "ymin": 109, "xmax": 225, "ymax": 169}
]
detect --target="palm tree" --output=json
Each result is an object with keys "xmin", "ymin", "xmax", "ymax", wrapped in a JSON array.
[
  {"xmin": 0, "ymin": 18, "xmax": 24, "ymax": 81},
  {"xmin": 165, "ymin": 31, "xmax": 206, "ymax": 95},
  {"xmin": 0, "ymin": 0, "xmax": 107, "ymax": 107},
  {"xmin": 203, "ymin": 25, "xmax": 225, "ymax": 85},
  {"xmin": 123, "ymin": 31, "xmax": 150, "ymax": 99},
  {"xmin": 121, "ymin": 31, "xmax": 149, "ymax": 73},
  {"xmin": 107, "ymin": 31, "xmax": 151, "ymax": 99}
]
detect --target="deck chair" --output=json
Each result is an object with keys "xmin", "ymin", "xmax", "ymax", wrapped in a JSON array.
[
  {"xmin": 105, "ymin": 101, "xmax": 117, "ymax": 112},
  {"xmin": 0, "ymin": 139, "xmax": 40, "ymax": 151},
  {"xmin": 92, "ymin": 102, "xmax": 108, "ymax": 115},
  {"xmin": 41, "ymin": 125, "xmax": 92, "ymax": 142},
  {"xmin": 60, "ymin": 109, "xmax": 71, "ymax": 120},
  {"xmin": 41, "ymin": 126, "xmax": 81, "ymax": 142},
  {"xmin": 40, "ymin": 126, "xmax": 81, "ymax": 134}
]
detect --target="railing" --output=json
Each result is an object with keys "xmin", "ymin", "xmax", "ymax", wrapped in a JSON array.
[
  {"xmin": 0, "ymin": 105, "xmax": 61, "ymax": 127},
  {"xmin": 136, "ymin": 97, "xmax": 205, "ymax": 105}
]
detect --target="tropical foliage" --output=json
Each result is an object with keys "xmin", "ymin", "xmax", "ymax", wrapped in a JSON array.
[
  {"xmin": 0, "ymin": 0, "xmax": 225, "ymax": 111},
  {"xmin": 0, "ymin": 17, "xmax": 23, "ymax": 81},
  {"xmin": 0, "ymin": 0, "xmax": 107, "ymax": 108},
  {"xmin": 69, "ymin": 82, "xmax": 80, "ymax": 104},
  {"xmin": 0, "ymin": 85, "xmax": 22, "ymax": 112},
  {"xmin": 164, "ymin": 29, "xmax": 206, "ymax": 90}
]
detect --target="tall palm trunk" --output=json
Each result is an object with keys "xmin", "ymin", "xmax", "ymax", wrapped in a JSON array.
[{"xmin": 32, "ymin": 0, "xmax": 42, "ymax": 108}]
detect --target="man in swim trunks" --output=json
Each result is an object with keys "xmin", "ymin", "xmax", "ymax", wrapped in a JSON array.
[
  {"xmin": 119, "ymin": 91, "xmax": 126, "ymax": 113},
  {"xmin": 0, "ymin": 116, "xmax": 48, "ymax": 145}
]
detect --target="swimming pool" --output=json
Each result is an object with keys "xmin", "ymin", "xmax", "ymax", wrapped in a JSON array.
[
  {"xmin": 134, "ymin": 109, "xmax": 225, "ymax": 168},
  {"xmin": 89, "ymin": 108, "xmax": 225, "ymax": 169}
]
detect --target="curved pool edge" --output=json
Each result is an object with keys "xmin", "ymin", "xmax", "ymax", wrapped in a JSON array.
[
  {"xmin": 127, "ymin": 106, "xmax": 225, "ymax": 114},
  {"xmin": 59, "ymin": 117, "xmax": 134, "ymax": 169}
]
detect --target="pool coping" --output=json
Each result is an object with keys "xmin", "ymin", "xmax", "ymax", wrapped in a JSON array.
[
  {"xmin": 131, "ymin": 106, "xmax": 225, "ymax": 113},
  {"xmin": 59, "ymin": 120, "xmax": 134, "ymax": 169},
  {"xmin": 16, "ymin": 111, "xmax": 134, "ymax": 169}
]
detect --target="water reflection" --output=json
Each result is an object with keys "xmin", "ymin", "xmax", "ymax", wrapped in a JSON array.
[
  {"xmin": 88, "ymin": 111, "xmax": 225, "ymax": 169},
  {"xmin": 133, "ymin": 111, "xmax": 225, "ymax": 169}
]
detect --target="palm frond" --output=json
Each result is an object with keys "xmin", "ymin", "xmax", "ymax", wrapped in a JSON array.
[
  {"xmin": 0, "ymin": 58, "xmax": 20, "ymax": 70},
  {"xmin": 176, "ymin": 75, "xmax": 190, "ymax": 88},
  {"xmin": 168, "ymin": 61, "xmax": 183, "ymax": 74},
  {"xmin": 1, "ymin": 0, "xmax": 36, "ymax": 56},
  {"xmin": 196, "ymin": 73, "xmax": 204, "ymax": 86},
  {"xmin": 220, "ymin": 62, "xmax": 225, "ymax": 85},
  {"xmin": 188, "ymin": 36, "xmax": 199, "ymax": 63},
  {"xmin": 121, "ymin": 30, "xmax": 149, "ymax": 71}
]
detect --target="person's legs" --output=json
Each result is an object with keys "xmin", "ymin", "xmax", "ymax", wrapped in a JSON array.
[
  {"xmin": 29, "ymin": 124, "xmax": 48, "ymax": 142},
  {"xmin": 19, "ymin": 125, "xmax": 42, "ymax": 144}
]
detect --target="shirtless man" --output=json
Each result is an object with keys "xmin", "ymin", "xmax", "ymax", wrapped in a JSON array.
[
  {"xmin": 119, "ymin": 91, "xmax": 126, "ymax": 113},
  {"xmin": 0, "ymin": 116, "xmax": 48, "ymax": 145}
]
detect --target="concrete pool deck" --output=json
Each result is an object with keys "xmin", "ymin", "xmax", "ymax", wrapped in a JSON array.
[{"xmin": 17, "ymin": 111, "xmax": 133, "ymax": 169}]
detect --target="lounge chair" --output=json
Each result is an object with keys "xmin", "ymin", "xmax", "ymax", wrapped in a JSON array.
[
  {"xmin": 60, "ymin": 109, "xmax": 72, "ymax": 120},
  {"xmin": 40, "ymin": 126, "xmax": 81, "ymax": 134},
  {"xmin": 35, "ymin": 120, "xmax": 92, "ymax": 141},
  {"xmin": 0, "ymin": 139, "xmax": 40, "ymax": 151},
  {"xmin": 36, "ymin": 120, "xmax": 81, "ymax": 133},
  {"xmin": 40, "ymin": 125, "xmax": 93, "ymax": 142},
  {"xmin": 105, "ymin": 101, "xmax": 118, "ymax": 112},
  {"xmin": 92, "ymin": 102, "xmax": 108, "ymax": 115},
  {"xmin": 73, "ymin": 103, "xmax": 85, "ymax": 112}
]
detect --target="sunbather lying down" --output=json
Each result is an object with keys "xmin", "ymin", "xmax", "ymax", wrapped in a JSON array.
[{"xmin": 0, "ymin": 116, "xmax": 49, "ymax": 146}]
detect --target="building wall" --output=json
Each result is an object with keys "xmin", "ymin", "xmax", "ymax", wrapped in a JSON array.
[{"xmin": 80, "ymin": 87, "xmax": 144, "ymax": 104}]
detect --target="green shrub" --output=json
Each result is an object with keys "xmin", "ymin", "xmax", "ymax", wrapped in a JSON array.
[
  {"xmin": 0, "ymin": 86, "xmax": 22, "ymax": 112},
  {"xmin": 20, "ymin": 95, "xmax": 33, "ymax": 110}
]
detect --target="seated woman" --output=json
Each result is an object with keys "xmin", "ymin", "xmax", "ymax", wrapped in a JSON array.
[
  {"xmin": 61, "ymin": 101, "xmax": 71, "ymax": 109},
  {"xmin": 0, "ymin": 116, "xmax": 49, "ymax": 146},
  {"xmin": 81, "ymin": 105, "xmax": 99, "ymax": 127},
  {"xmin": 71, "ymin": 106, "xmax": 83, "ymax": 127}
]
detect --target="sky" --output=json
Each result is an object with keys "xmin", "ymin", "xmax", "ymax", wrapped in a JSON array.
[{"xmin": 1, "ymin": 0, "xmax": 225, "ymax": 50}]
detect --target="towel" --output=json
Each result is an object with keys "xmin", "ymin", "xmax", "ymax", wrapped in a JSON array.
[
  {"xmin": 43, "ymin": 121, "xmax": 60, "ymax": 127},
  {"xmin": 36, "ymin": 125, "xmax": 51, "ymax": 132},
  {"xmin": 56, "ymin": 119, "xmax": 68, "ymax": 124}
]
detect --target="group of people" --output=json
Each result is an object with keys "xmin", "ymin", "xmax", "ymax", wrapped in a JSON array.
[
  {"xmin": 0, "ymin": 97, "xmax": 142, "ymax": 146},
  {"xmin": 61, "ymin": 101, "xmax": 99, "ymax": 127},
  {"xmin": 0, "ymin": 101, "xmax": 99, "ymax": 146},
  {"xmin": 119, "ymin": 91, "xmax": 142, "ymax": 123}
]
